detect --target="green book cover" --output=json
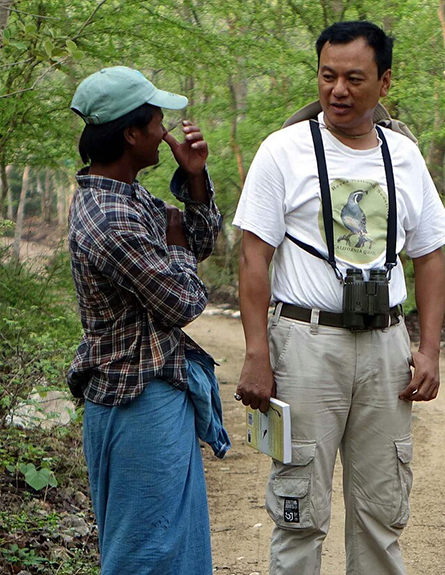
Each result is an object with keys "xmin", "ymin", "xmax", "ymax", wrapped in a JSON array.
[{"xmin": 246, "ymin": 398, "xmax": 292, "ymax": 464}]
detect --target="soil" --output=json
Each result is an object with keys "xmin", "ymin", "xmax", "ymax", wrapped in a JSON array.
[
  {"xmin": 2, "ymin": 219, "xmax": 444, "ymax": 574},
  {"xmin": 0, "ymin": 219, "xmax": 65, "ymax": 263},
  {"xmin": 185, "ymin": 312, "xmax": 445, "ymax": 575}
]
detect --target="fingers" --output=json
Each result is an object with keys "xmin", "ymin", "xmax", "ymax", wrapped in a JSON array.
[
  {"xmin": 399, "ymin": 371, "xmax": 440, "ymax": 401},
  {"xmin": 165, "ymin": 205, "xmax": 188, "ymax": 248},
  {"xmin": 162, "ymin": 130, "xmax": 179, "ymax": 149},
  {"xmin": 239, "ymin": 391, "xmax": 271, "ymax": 413},
  {"xmin": 399, "ymin": 350, "xmax": 440, "ymax": 402},
  {"xmin": 163, "ymin": 120, "xmax": 207, "ymax": 151},
  {"xmin": 259, "ymin": 396, "xmax": 272, "ymax": 413},
  {"xmin": 182, "ymin": 120, "xmax": 207, "ymax": 150},
  {"xmin": 165, "ymin": 205, "xmax": 183, "ymax": 224},
  {"xmin": 235, "ymin": 367, "xmax": 275, "ymax": 414},
  {"xmin": 400, "ymin": 380, "xmax": 439, "ymax": 402}
]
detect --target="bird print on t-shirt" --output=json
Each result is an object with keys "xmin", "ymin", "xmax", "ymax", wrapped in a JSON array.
[{"xmin": 337, "ymin": 189, "xmax": 373, "ymax": 248}]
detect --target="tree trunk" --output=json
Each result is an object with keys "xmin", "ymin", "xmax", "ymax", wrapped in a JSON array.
[
  {"xmin": 56, "ymin": 173, "xmax": 69, "ymax": 230},
  {"xmin": 426, "ymin": 91, "xmax": 445, "ymax": 196},
  {"xmin": 426, "ymin": 2, "xmax": 445, "ymax": 196},
  {"xmin": 439, "ymin": 0, "xmax": 445, "ymax": 38},
  {"xmin": 13, "ymin": 166, "xmax": 30, "ymax": 260},
  {"xmin": 0, "ymin": 160, "xmax": 12, "ymax": 217},
  {"xmin": 67, "ymin": 178, "xmax": 75, "ymax": 222},
  {"xmin": 0, "ymin": 0, "xmax": 13, "ymax": 48},
  {"xmin": 228, "ymin": 76, "xmax": 246, "ymax": 188},
  {"xmin": 0, "ymin": 159, "xmax": 8, "ymax": 217},
  {"xmin": 43, "ymin": 168, "xmax": 52, "ymax": 223},
  {"xmin": 37, "ymin": 175, "xmax": 43, "ymax": 219},
  {"xmin": 6, "ymin": 164, "xmax": 13, "ymax": 220}
]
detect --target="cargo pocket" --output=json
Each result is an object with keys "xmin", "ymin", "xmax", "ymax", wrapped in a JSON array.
[
  {"xmin": 266, "ymin": 440, "xmax": 316, "ymax": 530},
  {"xmin": 392, "ymin": 438, "xmax": 413, "ymax": 528}
]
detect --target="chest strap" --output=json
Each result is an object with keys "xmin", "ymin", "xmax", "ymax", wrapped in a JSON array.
[{"xmin": 285, "ymin": 120, "xmax": 398, "ymax": 282}]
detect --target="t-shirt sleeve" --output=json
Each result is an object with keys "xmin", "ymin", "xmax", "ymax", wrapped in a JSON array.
[
  {"xmin": 232, "ymin": 141, "xmax": 286, "ymax": 248},
  {"xmin": 404, "ymin": 162, "xmax": 445, "ymax": 258}
]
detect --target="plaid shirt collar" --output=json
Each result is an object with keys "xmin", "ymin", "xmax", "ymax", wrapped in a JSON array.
[{"xmin": 76, "ymin": 167, "xmax": 136, "ymax": 199}]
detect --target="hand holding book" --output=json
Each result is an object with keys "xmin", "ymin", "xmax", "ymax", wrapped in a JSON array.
[{"xmin": 245, "ymin": 398, "xmax": 292, "ymax": 464}]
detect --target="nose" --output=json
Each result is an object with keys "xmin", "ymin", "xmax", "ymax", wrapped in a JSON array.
[{"xmin": 332, "ymin": 78, "xmax": 348, "ymax": 98}]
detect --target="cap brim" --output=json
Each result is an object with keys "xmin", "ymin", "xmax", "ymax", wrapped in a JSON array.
[{"xmin": 148, "ymin": 88, "xmax": 188, "ymax": 110}]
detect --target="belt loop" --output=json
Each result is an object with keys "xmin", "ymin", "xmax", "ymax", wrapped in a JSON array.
[
  {"xmin": 382, "ymin": 312, "xmax": 391, "ymax": 333},
  {"xmin": 310, "ymin": 308, "xmax": 320, "ymax": 335},
  {"xmin": 272, "ymin": 302, "xmax": 283, "ymax": 326}
]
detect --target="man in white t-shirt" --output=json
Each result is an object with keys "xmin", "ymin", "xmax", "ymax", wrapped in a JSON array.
[{"xmin": 233, "ymin": 20, "xmax": 445, "ymax": 575}]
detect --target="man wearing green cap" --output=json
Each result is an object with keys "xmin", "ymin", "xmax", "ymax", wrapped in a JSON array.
[{"xmin": 68, "ymin": 66, "xmax": 228, "ymax": 575}]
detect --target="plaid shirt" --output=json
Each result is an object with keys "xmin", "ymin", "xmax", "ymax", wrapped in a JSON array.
[{"xmin": 67, "ymin": 167, "xmax": 222, "ymax": 405}]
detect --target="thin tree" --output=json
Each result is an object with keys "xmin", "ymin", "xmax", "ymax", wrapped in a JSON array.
[
  {"xmin": 13, "ymin": 166, "xmax": 30, "ymax": 260},
  {"xmin": 0, "ymin": 0, "xmax": 12, "ymax": 48}
]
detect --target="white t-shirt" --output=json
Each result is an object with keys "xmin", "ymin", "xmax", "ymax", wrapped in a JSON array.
[{"xmin": 233, "ymin": 116, "xmax": 445, "ymax": 312}]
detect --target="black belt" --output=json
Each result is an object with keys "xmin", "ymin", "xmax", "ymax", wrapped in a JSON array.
[{"xmin": 279, "ymin": 303, "xmax": 402, "ymax": 330}]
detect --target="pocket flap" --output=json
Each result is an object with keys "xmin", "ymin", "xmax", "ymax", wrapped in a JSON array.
[
  {"xmin": 291, "ymin": 441, "xmax": 317, "ymax": 466},
  {"xmin": 394, "ymin": 439, "xmax": 413, "ymax": 464},
  {"xmin": 273, "ymin": 476, "xmax": 310, "ymax": 498}
]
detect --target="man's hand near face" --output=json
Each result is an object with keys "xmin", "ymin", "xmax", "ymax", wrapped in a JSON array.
[
  {"xmin": 163, "ymin": 120, "xmax": 210, "ymax": 206},
  {"xmin": 163, "ymin": 120, "xmax": 208, "ymax": 175}
]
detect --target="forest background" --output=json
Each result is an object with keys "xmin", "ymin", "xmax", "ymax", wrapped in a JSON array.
[{"xmin": 0, "ymin": 1, "xmax": 445, "ymax": 574}]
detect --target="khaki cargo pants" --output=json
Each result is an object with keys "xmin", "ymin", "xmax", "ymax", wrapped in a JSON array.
[{"xmin": 266, "ymin": 308, "xmax": 413, "ymax": 575}]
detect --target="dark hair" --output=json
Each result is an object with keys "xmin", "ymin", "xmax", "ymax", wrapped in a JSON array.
[
  {"xmin": 78, "ymin": 103, "xmax": 157, "ymax": 165},
  {"xmin": 316, "ymin": 21, "xmax": 393, "ymax": 78}
]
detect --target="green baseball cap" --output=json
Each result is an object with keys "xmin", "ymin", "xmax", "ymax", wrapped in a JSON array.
[{"xmin": 71, "ymin": 66, "xmax": 188, "ymax": 125}]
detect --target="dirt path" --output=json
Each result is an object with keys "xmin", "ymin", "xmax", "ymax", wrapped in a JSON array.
[{"xmin": 184, "ymin": 312, "xmax": 445, "ymax": 575}]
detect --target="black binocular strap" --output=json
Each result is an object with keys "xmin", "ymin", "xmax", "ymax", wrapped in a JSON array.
[
  {"xmin": 285, "ymin": 120, "xmax": 397, "ymax": 280},
  {"xmin": 375, "ymin": 125, "xmax": 397, "ymax": 270}
]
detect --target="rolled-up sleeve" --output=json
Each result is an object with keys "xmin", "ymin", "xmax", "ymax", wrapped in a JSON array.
[{"xmin": 170, "ymin": 167, "xmax": 222, "ymax": 262}]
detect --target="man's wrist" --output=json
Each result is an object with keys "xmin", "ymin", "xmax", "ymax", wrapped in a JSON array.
[
  {"xmin": 185, "ymin": 168, "xmax": 206, "ymax": 180},
  {"xmin": 245, "ymin": 345, "xmax": 270, "ymax": 360},
  {"xmin": 170, "ymin": 166, "xmax": 213, "ymax": 204},
  {"xmin": 418, "ymin": 344, "xmax": 440, "ymax": 359}
]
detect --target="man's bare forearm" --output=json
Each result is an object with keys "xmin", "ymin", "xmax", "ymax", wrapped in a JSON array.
[
  {"xmin": 236, "ymin": 231, "xmax": 275, "ymax": 412},
  {"xmin": 187, "ymin": 171, "xmax": 210, "ymax": 205},
  {"xmin": 414, "ymin": 248, "xmax": 445, "ymax": 357},
  {"xmin": 400, "ymin": 248, "xmax": 445, "ymax": 402},
  {"xmin": 239, "ymin": 250, "xmax": 272, "ymax": 358}
]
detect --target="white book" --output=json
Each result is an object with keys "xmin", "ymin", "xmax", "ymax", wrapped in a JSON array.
[{"xmin": 246, "ymin": 398, "xmax": 292, "ymax": 464}]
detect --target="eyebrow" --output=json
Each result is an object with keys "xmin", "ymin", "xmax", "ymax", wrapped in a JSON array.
[{"xmin": 320, "ymin": 65, "xmax": 366, "ymax": 76}]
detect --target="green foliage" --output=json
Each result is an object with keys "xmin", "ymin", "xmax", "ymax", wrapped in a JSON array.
[
  {"xmin": 2, "ymin": 0, "xmax": 444, "ymax": 293},
  {"xmin": 0, "ymin": 422, "xmax": 96, "ymax": 574},
  {"xmin": 18, "ymin": 462, "xmax": 58, "ymax": 491},
  {"xmin": 0, "ymin": 250, "xmax": 81, "ymax": 426},
  {"xmin": 0, "ymin": 509, "xmax": 59, "ymax": 532},
  {"xmin": 52, "ymin": 549, "xmax": 101, "ymax": 575},
  {"xmin": 0, "ymin": 543, "xmax": 48, "ymax": 569},
  {"xmin": 0, "ymin": 423, "xmax": 86, "ymax": 490},
  {"xmin": 0, "ymin": 219, "xmax": 14, "ymax": 234},
  {"xmin": 402, "ymin": 256, "xmax": 416, "ymax": 315},
  {"xmin": 1, "ymin": 427, "xmax": 59, "ymax": 495}
]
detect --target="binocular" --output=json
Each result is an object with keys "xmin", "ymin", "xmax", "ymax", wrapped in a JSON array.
[{"xmin": 342, "ymin": 268, "xmax": 390, "ymax": 330}]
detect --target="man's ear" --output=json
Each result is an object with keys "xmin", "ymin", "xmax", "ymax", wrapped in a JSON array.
[
  {"xmin": 380, "ymin": 69, "xmax": 391, "ymax": 97},
  {"xmin": 124, "ymin": 125, "xmax": 137, "ymax": 146}
]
